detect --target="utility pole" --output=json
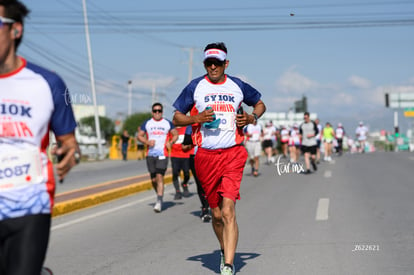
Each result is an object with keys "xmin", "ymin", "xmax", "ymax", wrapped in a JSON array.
[
  {"xmin": 183, "ymin": 47, "xmax": 197, "ymax": 83},
  {"xmin": 128, "ymin": 80, "xmax": 132, "ymax": 116},
  {"xmin": 152, "ymin": 83, "xmax": 156, "ymax": 103},
  {"xmin": 82, "ymin": 0, "xmax": 103, "ymax": 159}
]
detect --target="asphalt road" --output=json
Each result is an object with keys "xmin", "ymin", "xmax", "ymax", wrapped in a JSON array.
[{"xmin": 46, "ymin": 152, "xmax": 414, "ymax": 274}]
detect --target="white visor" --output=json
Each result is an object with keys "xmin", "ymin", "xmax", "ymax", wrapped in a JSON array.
[{"xmin": 204, "ymin": 49, "xmax": 227, "ymax": 61}]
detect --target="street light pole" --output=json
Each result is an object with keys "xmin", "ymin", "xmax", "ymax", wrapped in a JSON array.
[
  {"xmin": 128, "ymin": 80, "xmax": 132, "ymax": 116},
  {"xmin": 152, "ymin": 83, "xmax": 156, "ymax": 103},
  {"xmin": 82, "ymin": 0, "xmax": 103, "ymax": 159}
]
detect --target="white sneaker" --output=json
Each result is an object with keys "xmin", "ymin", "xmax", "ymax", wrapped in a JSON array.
[
  {"xmin": 221, "ymin": 264, "xmax": 235, "ymax": 275},
  {"xmin": 153, "ymin": 201, "xmax": 162, "ymax": 213}
]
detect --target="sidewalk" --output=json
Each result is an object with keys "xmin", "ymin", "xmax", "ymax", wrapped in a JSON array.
[{"xmin": 52, "ymin": 159, "xmax": 173, "ymax": 217}]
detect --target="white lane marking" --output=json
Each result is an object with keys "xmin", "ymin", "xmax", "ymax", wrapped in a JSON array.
[
  {"xmin": 51, "ymin": 195, "xmax": 153, "ymax": 231},
  {"xmin": 316, "ymin": 198, "xmax": 330, "ymax": 221},
  {"xmin": 324, "ymin": 170, "xmax": 332, "ymax": 178}
]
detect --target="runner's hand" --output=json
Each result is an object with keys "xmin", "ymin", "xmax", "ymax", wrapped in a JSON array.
[{"xmin": 236, "ymin": 110, "xmax": 248, "ymax": 128}]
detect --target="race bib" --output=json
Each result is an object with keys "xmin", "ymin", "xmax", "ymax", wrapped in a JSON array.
[
  {"xmin": 216, "ymin": 112, "xmax": 236, "ymax": 131},
  {"xmin": 176, "ymin": 134, "xmax": 185, "ymax": 144},
  {"xmin": 0, "ymin": 147, "xmax": 45, "ymax": 191}
]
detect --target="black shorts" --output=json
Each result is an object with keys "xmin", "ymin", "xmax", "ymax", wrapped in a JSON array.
[
  {"xmin": 171, "ymin": 157, "xmax": 190, "ymax": 176},
  {"xmin": 146, "ymin": 156, "xmax": 168, "ymax": 177},
  {"xmin": 301, "ymin": 145, "xmax": 317, "ymax": 155},
  {"xmin": 262, "ymin": 140, "xmax": 273, "ymax": 149},
  {"xmin": 0, "ymin": 214, "xmax": 51, "ymax": 275}
]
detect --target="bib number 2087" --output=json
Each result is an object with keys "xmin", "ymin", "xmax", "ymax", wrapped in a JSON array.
[{"xmin": 0, "ymin": 163, "xmax": 31, "ymax": 180}]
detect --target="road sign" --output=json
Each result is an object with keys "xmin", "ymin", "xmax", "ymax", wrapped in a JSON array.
[{"xmin": 387, "ymin": 93, "xmax": 414, "ymax": 109}]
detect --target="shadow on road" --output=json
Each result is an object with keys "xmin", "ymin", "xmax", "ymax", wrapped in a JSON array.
[{"xmin": 187, "ymin": 250, "xmax": 260, "ymax": 273}]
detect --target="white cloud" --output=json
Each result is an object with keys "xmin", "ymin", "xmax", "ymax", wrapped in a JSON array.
[
  {"xmin": 393, "ymin": 85, "xmax": 414, "ymax": 94},
  {"xmin": 270, "ymin": 70, "xmax": 414, "ymax": 132},
  {"xmin": 271, "ymin": 96, "xmax": 300, "ymax": 111},
  {"xmin": 276, "ymin": 68, "xmax": 319, "ymax": 94},
  {"xmin": 130, "ymin": 73, "xmax": 177, "ymax": 90},
  {"xmin": 332, "ymin": 92, "xmax": 354, "ymax": 105},
  {"xmin": 348, "ymin": 75, "xmax": 371, "ymax": 89}
]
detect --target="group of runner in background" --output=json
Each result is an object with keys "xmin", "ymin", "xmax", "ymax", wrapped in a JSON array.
[{"xmin": 241, "ymin": 118, "xmax": 369, "ymax": 176}]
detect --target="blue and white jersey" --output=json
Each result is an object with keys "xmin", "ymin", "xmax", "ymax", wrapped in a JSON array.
[
  {"xmin": 0, "ymin": 57, "xmax": 77, "ymax": 220},
  {"xmin": 173, "ymin": 75, "xmax": 261, "ymax": 149},
  {"xmin": 140, "ymin": 118, "xmax": 174, "ymax": 157}
]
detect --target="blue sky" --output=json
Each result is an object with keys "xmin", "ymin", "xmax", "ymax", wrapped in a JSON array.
[{"xmin": 19, "ymin": 0, "xmax": 414, "ymax": 133}]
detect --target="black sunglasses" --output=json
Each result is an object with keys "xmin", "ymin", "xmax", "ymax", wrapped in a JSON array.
[
  {"xmin": 204, "ymin": 59, "xmax": 225, "ymax": 67},
  {"xmin": 152, "ymin": 109, "xmax": 163, "ymax": 113}
]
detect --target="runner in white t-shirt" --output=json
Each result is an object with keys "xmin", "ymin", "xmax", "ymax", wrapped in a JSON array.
[
  {"xmin": 355, "ymin": 121, "xmax": 368, "ymax": 153},
  {"xmin": 172, "ymin": 42, "xmax": 266, "ymax": 275},
  {"xmin": 0, "ymin": 3, "xmax": 80, "ymax": 274},
  {"xmin": 279, "ymin": 125, "xmax": 289, "ymax": 158},
  {"xmin": 335, "ymin": 123, "xmax": 345, "ymax": 156},
  {"xmin": 262, "ymin": 121, "xmax": 277, "ymax": 164},
  {"xmin": 245, "ymin": 120, "xmax": 262, "ymax": 176},
  {"xmin": 137, "ymin": 102, "xmax": 178, "ymax": 213}
]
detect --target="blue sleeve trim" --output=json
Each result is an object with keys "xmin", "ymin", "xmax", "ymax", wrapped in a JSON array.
[
  {"xmin": 173, "ymin": 76, "xmax": 204, "ymax": 114},
  {"xmin": 26, "ymin": 62, "xmax": 77, "ymax": 136},
  {"xmin": 228, "ymin": 75, "xmax": 262, "ymax": 106}
]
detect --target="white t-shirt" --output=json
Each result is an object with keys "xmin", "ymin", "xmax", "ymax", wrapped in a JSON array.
[
  {"xmin": 140, "ymin": 118, "xmax": 174, "ymax": 157},
  {"xmin": 356, "ymin": 126, "xmax": 368, "ymax": 141},
  {"xmin": 245, "ymin": 123, "xmax": 262, "ymax": 142},
  {"xmin": 173, "ymin": 75, "xmax": 262, "ymax": 149},
  {"xmin": 0, "ymin": 58, "xmax": 77, "ymax": 220},
  {"xmin": 263, "ymin": 125, "xmax": 276, "ymax": 140},
  {"xmin": 336, "ymin": 127, "xmax": 345, "ymax": 139}
]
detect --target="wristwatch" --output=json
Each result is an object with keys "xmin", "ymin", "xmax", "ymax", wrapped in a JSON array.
[{"xmin": 252, "ymin": 113, "xmax": 259, "ymax": 123}]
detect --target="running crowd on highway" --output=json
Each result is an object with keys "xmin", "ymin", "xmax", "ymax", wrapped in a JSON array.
[
  {"xmin": 0, "ymin": 5, "xmax": 371, "ymax": 272},
  {"xmin": 126, "ymin": 116, "xmax": 370, "ymax": 181}
]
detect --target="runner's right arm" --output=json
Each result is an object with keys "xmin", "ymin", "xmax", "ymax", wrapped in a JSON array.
[{"xmin": 172, "ymin": 109, "xmax": 214, "ymax": 126}]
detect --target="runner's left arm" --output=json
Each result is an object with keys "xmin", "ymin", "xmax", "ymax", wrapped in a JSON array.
[{"xmin": 166, "ymin": 128, "xmax": 179, "ymax": 151}]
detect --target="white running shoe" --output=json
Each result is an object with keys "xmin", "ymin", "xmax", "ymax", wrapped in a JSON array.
[
  {"xmin": 153, "ymin": 201, "xmax": 162, "ymax": 213},
  {"xmin": 221, "ymin": 264, "xmax": 235, "ymax": 275}
]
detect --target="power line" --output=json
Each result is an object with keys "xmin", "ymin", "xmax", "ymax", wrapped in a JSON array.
[
  {"xmin": 34, "ymin": 1, "xmax": 414, "ymax": 15},
  {"xmin": 87, "ymin": 0, "xmax": 185, "ymax": 48}
]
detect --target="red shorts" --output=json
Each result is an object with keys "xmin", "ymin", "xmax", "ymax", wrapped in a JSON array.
[{"xmin": 195, "ymin": 145, "xmax": 248, "ymax": 208}]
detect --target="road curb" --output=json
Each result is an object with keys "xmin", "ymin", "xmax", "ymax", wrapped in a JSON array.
[{"xmin": 52, "ymin": 175, "xmax": 173, "ymax": 217}]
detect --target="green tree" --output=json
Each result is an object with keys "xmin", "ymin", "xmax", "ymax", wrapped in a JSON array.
[
  {"xmin": 79, "ymin": 116, "xmax": 115, "ymax": 141},
  {"xmin": 122, "ymin": 112, "xmax": 152, "ymax": 135}
]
